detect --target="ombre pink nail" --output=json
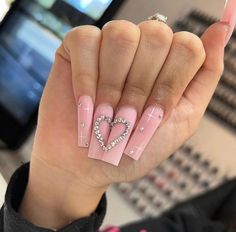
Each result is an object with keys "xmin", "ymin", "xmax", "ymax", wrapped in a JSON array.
[
  {"xmin": 221, "ymin": 0, "xmax": 236, "ymax": 45},
  {"xmin": 102, "ymin": 106, "xmax": 137, "ymax": 166},
  {"xmin": 88, "ymin": 104, "xmax": 113, "ymax": 160},
  {"xmin": 124, "ymin": 106, "xmax": 164, "ymax": 161},
  {"xmin": 77, "ymin": 96, "xmax": 94, "ymax": 148}
]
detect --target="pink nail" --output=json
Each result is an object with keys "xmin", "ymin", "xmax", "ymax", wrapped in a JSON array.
[
  {"xmin": 221, "ymin": 0, "xmax": 236, "ymax": 45},
  {"xmin": 77, "ymin": 96, "xmax": 94, "ymax": 148},
  {"xmin": 88, "ymin": 104, "xmax": 114, "ymax": 160},
  {"xmin": 102, "ymin": 106, "xmax": 137, "ymax": 166},
  {"xmin": 124, "ymin": 106, "xmax": 164, "ymax": 161}
]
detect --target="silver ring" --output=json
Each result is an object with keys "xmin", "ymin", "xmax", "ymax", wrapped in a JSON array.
[{"xmin": 148, "ymin": 12, "xmax": 168, "ymax": 23}]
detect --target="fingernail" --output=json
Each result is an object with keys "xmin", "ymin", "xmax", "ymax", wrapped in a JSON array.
[
  {"xmin": 102, "ymin": 106, "xmax": 137, "ymax": 166},
  {"xmin": 77, "ymin": 96, "xmax": 94, "ymax": 148},
  {"xmin": 88, "ymin": 104, "xmax": 113, "ymax": 160},
  {"xmin": 221, "ymin": 0, "xmax": 236, "ymax": 46},
  {"xmin": 124, "ymin": 106, "xmax": 164, "ymax": 161}
]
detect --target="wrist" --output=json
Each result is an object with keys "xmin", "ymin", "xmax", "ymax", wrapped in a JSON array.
[{"xmin": 19, "ymin": 156, "xmax": 108, "ymax": 230}]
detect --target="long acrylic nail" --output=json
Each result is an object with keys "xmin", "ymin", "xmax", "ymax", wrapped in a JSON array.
[
  {"xmin": 88, "ymin": 104, "xmax": 114, "ymax": 160},
  {"xmin": 124, "ymin": 106, "xmax": 164, "ymax": 161},
  {"xmin": 221, "ymin": 0, "xmax": 236, "ymax": 46},
  {"xmin": 102, "ymin": 106, "xmax": 137, "ymax": 166},
  {"xmin": 77, "ymin": 96, "xmax": 94, "ymax": 148}
]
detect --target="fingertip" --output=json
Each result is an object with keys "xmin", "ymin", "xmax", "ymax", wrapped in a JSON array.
[{"xmin": 201, "ymin": 22, "xmax": 229, "ymax": 49}]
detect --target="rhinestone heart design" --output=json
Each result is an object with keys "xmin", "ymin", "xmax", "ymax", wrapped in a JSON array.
[{"xmin": 94, "ymin": 115, "xmax": 131, "ymax": 152}]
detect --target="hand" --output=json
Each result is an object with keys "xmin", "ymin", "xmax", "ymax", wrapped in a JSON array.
[{"xmin": 19, "ymin": 20, "xmax": 228, "ymax": 229}]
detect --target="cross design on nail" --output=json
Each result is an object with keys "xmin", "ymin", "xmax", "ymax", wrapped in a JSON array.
[
  {"xmin": 147, "ymin": 108, "xmax": 158, "ymax": 121},
  {"xmin": 83, "ymin": 106, "xmax": 91, "ymax": 113},
  {"xmin": 129, "ymin": 146, "xmax": 143, "ymax": 156},
  {"xmin": 78, "ymin": 102, "xmax": 91, "ymax": 114},
  {"xmin": 147, "ymin": 107, "xmax": 163, "ymax": 121},
  {"xmin": 79, "ymin": 132, "xmax": 87, "ymax": 145}
]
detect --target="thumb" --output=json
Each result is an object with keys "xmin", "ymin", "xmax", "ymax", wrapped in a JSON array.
[{"xmin": 184, "ymin": 22, "xmax": 229, "ymax": 108}]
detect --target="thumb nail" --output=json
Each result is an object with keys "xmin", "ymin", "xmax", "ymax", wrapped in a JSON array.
[{"xmin": 220, "ymin": 0, "xmax": 236, "ymax": 46}]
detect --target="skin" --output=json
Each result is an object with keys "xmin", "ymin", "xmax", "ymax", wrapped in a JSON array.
[{"xmin": 18, "ymin": 20, "xmax": 228, "ymax": 230}]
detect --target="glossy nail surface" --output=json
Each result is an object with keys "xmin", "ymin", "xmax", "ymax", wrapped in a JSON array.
[
  {"xmin": 88, "ymin": 104, "xmax": 113, "ymax": 160},
  {"xmin": 77, "ymin": 96, "xmax": 94, "ymax": 148},
  {"xmin": 124, "ymin": 106, "xmax": 164, "ymax": 160},
  {"xmin": 102, "ymin": 106, "xmax": 137, "ymax": 166},
  {"xmin": 221, "ymin": 0, "xmax": 236, "ymax": 45}
]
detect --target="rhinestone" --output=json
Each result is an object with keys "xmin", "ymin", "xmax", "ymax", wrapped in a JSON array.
[
  {"xmin": 93, "ymin": 115, "xmax": 132, "ymax": 152},
  {"xmin": 78, "ymin": 102, "xmax": 82, "ymax": 107},
  {"xmin": 80, "ymin": 122, "xmax": 85, "ymax": 128},
  {"xmin": 85, "ymin": 143, "xmax": 89, "ymax": 147},
  {"xmin": 129, "ymin": 150, "xmax": 134, "ymax": 155},
  {"xmin": 139, "ymin": 127, "xmax": 145, "ymax": 132}
]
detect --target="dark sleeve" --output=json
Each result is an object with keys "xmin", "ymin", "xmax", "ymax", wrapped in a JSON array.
[
  {"xmin": 0, "ymin": 163, "xmax": 107, "ymax": 232},
  {"xmin": 1, "ymin": 163, "xmax": 236, "ymax": 232},
  {"xmin": 119, "ymin": 179, "xmax": 236, "ymax": 232}
]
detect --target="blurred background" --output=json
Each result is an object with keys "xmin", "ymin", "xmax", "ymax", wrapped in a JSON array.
[{"xmin": 0, "ymin": 0, "xmax": 235, "ymax": 227}]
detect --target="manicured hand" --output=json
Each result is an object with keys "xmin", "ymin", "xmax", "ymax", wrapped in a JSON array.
[{"xmin": 19, "ymin": 18, "xmax": 231, "ymax": 229}]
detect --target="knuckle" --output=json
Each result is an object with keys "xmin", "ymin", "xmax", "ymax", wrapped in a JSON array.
[
  {"xmin": 65, "ymin": 25, "xmax": 101, "ymax": 46},
  {"xmin": 173, "ymin": 32, "xmax": 205, "ymax": 59},
  {"xmin": 204, "ymin": 60, "xmax": 224, "ymax": 76},
  {"xmin": 99, "ymin": 82, "xmax": 122, "ymax": 97},
  {"xmin": 55, "ymin": 44, "xmax": 70, "ymax": 61},
  {"xmin": 139, "ymin": 20, "xmax": 173, "ymax": 45},
  {"xmin": 155, "ymin": 82, "xmax": 177, "ymax": 107},
  {"xmin": 217, "ymin": 62, "xmax": 225, "ymax": 75},
  {"xmin": 125, "ymin": 84, "xmax": 148, "ymax": 98},
  {"xmin": 103, "ymin": 20, "xmax": 140, "ymax": 46},
  {"xmin": 213, "ymin": 60, "xmax": 225, "ymax": 76}
]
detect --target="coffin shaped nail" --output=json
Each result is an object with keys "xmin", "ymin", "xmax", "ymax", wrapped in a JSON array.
[
  {"xmin": 88, "ymin": 104, "xmax": 114, "ymax": 160},
  {"xmin": 102, "ymin": 106, "xmax": 137, "ymax": 166},
  {"xmin": 124, "ymin": 106, "xmax": 164, "ymax": 161},
  {"xmin": 77, "ymin": 96, "xmax": 94, "ymax": 148},
  {"xmin": 221, "ymin": 0, "xmax": 236, "ymax": 45}
]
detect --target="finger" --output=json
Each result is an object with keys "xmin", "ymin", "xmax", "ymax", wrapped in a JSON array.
[
  {"xmin": 96, "ymin": 20, "xmax": 140, "ymax": 108},
  {"xmin": 118, "ymin": 20, "xmax": 173, "ymax": 118},
  {"xmin": 183, "ymin": 22, "xmax": 228, "ymax": 112},
  {"xmin": 89, "ymin": 20, "xmax": 140, "ymax": 163},
  {"xmin": 125, "ymin": 32, "xmax": 206, "ymax": 160},
  {"xmin": 59, "ymin": 25, "xmax": 102, "ymax": 101},
  {"xmin": 58, "ymin": 26, "xmax": 102, "ymax": 148}
]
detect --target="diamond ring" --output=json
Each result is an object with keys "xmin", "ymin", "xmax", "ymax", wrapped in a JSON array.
[{"xmin": 148, "ymin": 12, "xmax": 168, "ymax": 23}]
